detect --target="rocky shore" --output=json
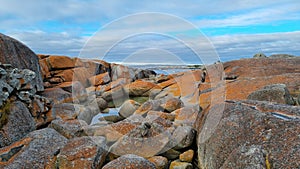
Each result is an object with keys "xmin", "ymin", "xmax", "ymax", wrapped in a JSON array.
[{"xmin": 0, "ymin": 33, "xmax": 299, "ymax": 168}]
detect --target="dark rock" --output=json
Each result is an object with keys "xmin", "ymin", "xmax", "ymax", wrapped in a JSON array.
[
  {"xmin": 56, "ymin": 136, "xmax": 107, "ymax": 169},
  {"xmin": 0, "ymin": 128, "xmax": 67, "ymax": 168},
  {"xmin": 0, "ymin": 33, "xmax": 44, "ymax": 91},
  {"xmin": 0, "ymin": 101, "xmax": 35, "ymax": 148},
  {"xmin": 253, "ymin": 53, "xmax": 267, "ymax": 58},
  {"xmin": 247, "ymin": 84, "xmax": 295, "ymax": 105},
  {"xmin": 102, "ymin": 154, "xmax": 156, "ymax": 169}
]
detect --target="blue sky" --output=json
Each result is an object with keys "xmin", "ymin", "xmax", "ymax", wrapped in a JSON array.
[{"xmin": 0, "ymin": 0, "xmax": 299, "ymax": 64}]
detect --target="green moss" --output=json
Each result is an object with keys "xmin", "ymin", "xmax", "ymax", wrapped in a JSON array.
[{"xmin": 0, "ymin": 100, "xmax": 12, "ymax": 129}]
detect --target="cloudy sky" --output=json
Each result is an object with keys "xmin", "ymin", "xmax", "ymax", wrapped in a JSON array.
[{"xmin": 0, "ymin": 0, "xmax": 299, "ymax": 64}]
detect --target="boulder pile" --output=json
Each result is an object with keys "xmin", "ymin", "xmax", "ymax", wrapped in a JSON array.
[{"xmin": 0, "ymin": 33, "xmax": 299, "ymax": 168}]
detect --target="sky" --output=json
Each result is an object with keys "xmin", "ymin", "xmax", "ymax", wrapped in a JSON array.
[{"xmin": 0, "ymin": 0, "xmax": 300, "ymax": 64}]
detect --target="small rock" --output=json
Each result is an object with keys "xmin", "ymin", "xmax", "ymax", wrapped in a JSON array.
[
  {"xmin": 253, "ymin": 53, "xmax": 267, "ymax": 58},
  {"xmin": 161, "ymin": 148, "xmax": 181, "ymax": 160},
  {"xmin": 88, "ymin": 72, "xmax": 111, "ymax": 86},
  {"xmin": 50, "ymin": 119, "xmax": 87, "ymax": 139},
  {"xmin": 169, "ymin": 160, "xmax": 193, "ymax": 169},
  {"xmin": 102, "ymin": 154, "xmax": 156, "ymax": 169},
  {"xmin": 148, "ymin": 156, "xmax": 168, "ymax": 169},
  {"xmin": 119, "ymin": 99, "xmax": 141, "ymax": 118},
  {"xmin": 96, "ymin": 97, "xmax": 108, "ymax": 110},
  {"xmin": 179, "ymin": 149, "xmax": 194, "ymax": 162},
  {"xmin": 160, "ymin": 97, "xmax": 184, "ymax": 112}
]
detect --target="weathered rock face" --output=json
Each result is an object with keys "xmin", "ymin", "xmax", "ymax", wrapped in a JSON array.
[
  {"xmin": 197, "ymin": 100, "xmax": 300, "ymax": 169},
  {"xmin": 0, "ymin": 33, "xmax": 44, "ymax": 91},
  {"xmin": 102, "ymin": 154, "xmax": 156, "ymax": 169},
  {"xmin": 56, "ymin": 136, "xmax": 107, "ymax": 169},
  {"xmin": 0, "ymin": 128, "xmax": 67, "ymax": 168},
  {"xmin": 0, "ymin": 101, "xmax": 35, "ymax": 148},
  {"xmin": 247, "ymin": 84, "xmax": 295, "ymax": 105}
]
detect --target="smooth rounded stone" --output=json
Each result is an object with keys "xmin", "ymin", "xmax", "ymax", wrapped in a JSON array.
[
  {"xmin": 96, "ymin": 97, "xmax": 108, "ymax": 110},
  {"xmin": 102, "ymin": 154, "xmax": 156, "ymax": 169},
  {"xmin": 253, "ymin": 53, "xmax": 267, "ymax": 58},
  {"xmin": 0, "ymin": 101, "xmax": 36, "ymax": 148},
  {"xmin": 98, "ymin": 114, "xmax": 124, "ymax": 123},
  {"xmin": 169, "ymin": 160, "xmax": 193, "ymax": 169},
  {"xmin": 160, "ymin": 97, "xmax": 184, "ymax": 112},
  {"xmin": 50, "ymin": 119, "xmax": 87, "ymax": 139},
  {"xmin": 247, "ymin": 84, "xmax": 295, "ymax": 105},
  {"xmin": 0, "ymin": 128, "xmax": 67, "ymax": 169},
  {"xmin": 57, "ymin": 136, "xmax": 107, "ymax": 169},
  {"xmin": 148, "ymin": 156, "xmax": 168, "ymax": 169},
  {"xmin": 179, "ymin": 149, "xmax": 194, "ymax": 162},
  {"xmin": 119, "ymin": 99, "xmax": 141, "ymax": 118},
  {"xmin": 0, "ymin": 33, "xmax": 44, "ymax": 92}
]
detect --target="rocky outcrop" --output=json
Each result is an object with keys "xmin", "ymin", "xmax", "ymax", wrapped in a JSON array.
[
  {"xmin": 0, "ymin": 128, "xmax": 67, "ymax": 168},
  {"xmin": 0, "ymin": 33, "xmax": 44, "ymax": 91},
  {"xmin": 197, "ymin": 100, "xmax": 300, "ymax": 169}
]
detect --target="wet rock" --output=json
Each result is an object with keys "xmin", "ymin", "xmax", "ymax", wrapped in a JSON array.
[
  {"xmin": 247, "ymin": 84, "xmax": 295, "ymax": 105},
  {"xmin": 0, "ymin": 33, "xmax": 44, "ymax": 91},
  {"xmin": 50, "ymin": 119, "xmax": 87, "ymax": 139},
  {"xmin": 148, "ymin": 156, "xmax": 168, "ymax": 169},
  {"xmin": 179, "ymin": 149, "xmax": 194, "ymax": 162},
  {"xmin": 169, "ymin": 160, "xmax": 193, "ymax": 169},
  {"xmin": 119, "ymin": 99, "xmax": 141, "ymax": 118},
  {"xmin": 0, "ymin": 128, "xmax": 67, "ymax": 168},
  {"xmin": 0, "ymin": 101, "xmax": 35, "ymax": 148},
  {"xmin": 57, "ymin": 136, "xmax": 107, "ymax": 169},
  {"xmin": 197, "ymin": 101, "xmax": 300, "ymax": 169},
  {"xmin": 102, "ymin": 154, "xmax": 156, "ymax": 169},
  {"xmin": 88, "ymin": 72, "xmax": 111, "ymax": 86}
]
